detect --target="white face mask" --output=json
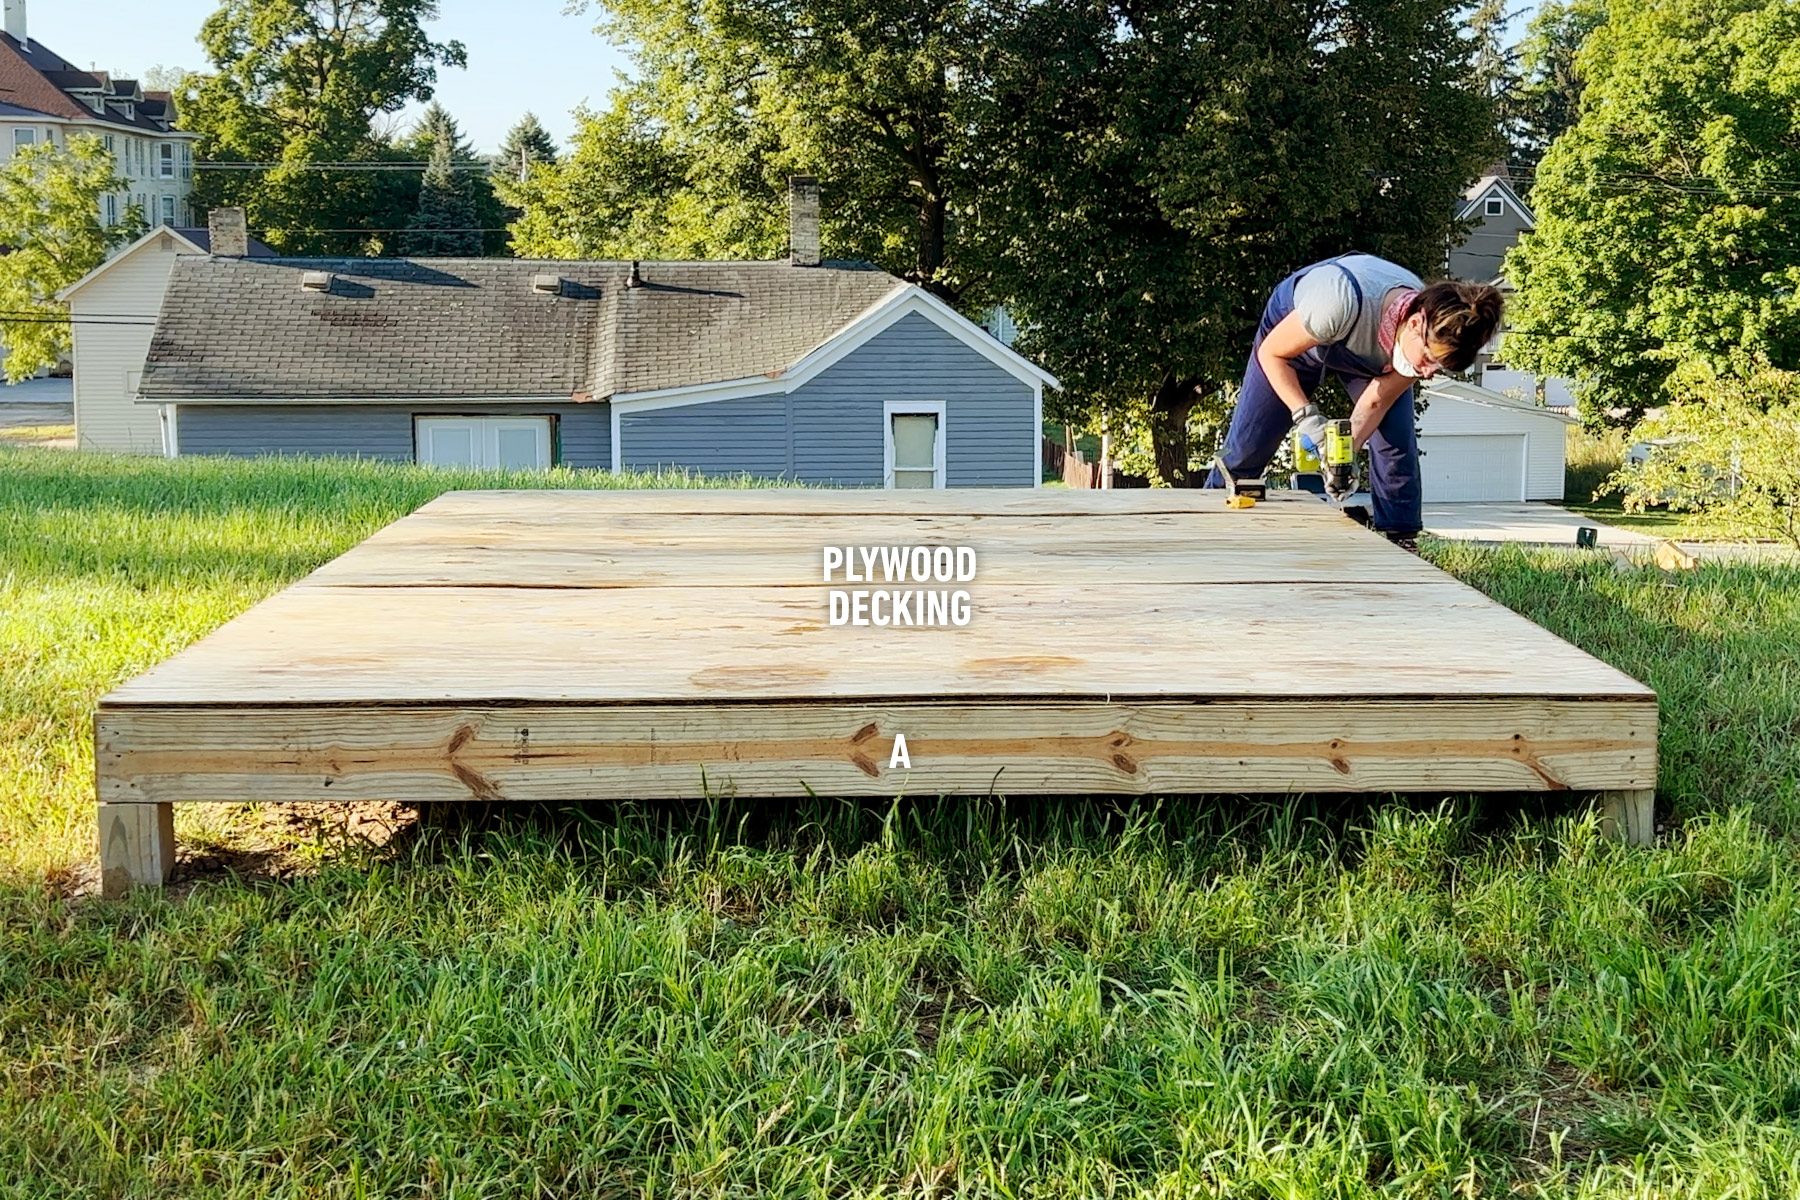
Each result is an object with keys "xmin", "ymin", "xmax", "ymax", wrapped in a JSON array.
[{"xmin": 1391, "ymin": 326, "xmax": 1423, "ymax": 378}]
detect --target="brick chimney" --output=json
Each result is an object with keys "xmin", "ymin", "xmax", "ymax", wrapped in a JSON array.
[
  {"xmin": 4, "ymin": 0, "xmax": 26, "ymax": 42},
  {"xmin": 788, "ymin": 176, "xmax": 820, "ymax": 267},
  {"xmin": 208, "ymin": 206, "xmax": 248, "ymax": 258}
]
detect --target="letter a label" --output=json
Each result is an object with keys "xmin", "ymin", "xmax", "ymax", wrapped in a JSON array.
[{"xmin": 889, "ymin": 734, "xmax": 911, "ymax": 770}]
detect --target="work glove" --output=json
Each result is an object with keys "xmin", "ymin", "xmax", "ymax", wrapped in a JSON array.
[
  {"xmin": 1292, "ymin": 403, "xmax": 1330, "ymax": 457},
  {"xmin": 1323, "ymin": 469, "xmax": 1357, "ymax": 503}
]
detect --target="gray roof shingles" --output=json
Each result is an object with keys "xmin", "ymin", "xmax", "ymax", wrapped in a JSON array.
[{"xmin": 141, "ymin": 257, "xmax": 906, "ymax": 401}]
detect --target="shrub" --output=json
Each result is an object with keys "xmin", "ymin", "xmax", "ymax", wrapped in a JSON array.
[{"xmin": 1607, "ymin": 368, "xmax": 1800, "ymax": 546}]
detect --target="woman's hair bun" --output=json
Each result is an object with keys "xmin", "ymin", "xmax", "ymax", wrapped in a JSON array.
[{"xmin": 1411, "ymin": 281, "xmax": 1505, "ymax": 372}]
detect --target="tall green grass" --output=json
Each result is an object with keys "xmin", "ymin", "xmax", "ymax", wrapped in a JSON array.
[
  {"xmin": 3, "ymin": 448, "xmax": 1799, "ymax": 1197},
  {"xmin": 0, "ymin": 449, "xmax": 783, "ymax": 876},
  {"xmin": 1563, "ymin": 427, "xmax": 1627, "ymax": 507}
]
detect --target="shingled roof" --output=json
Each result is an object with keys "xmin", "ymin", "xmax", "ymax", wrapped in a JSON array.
[
  {"xmin": 0, "ymin": 33, "xmax": 193, "ymax": 135},
  {"xmin": 141, "ymin": 257, "xmax": 908, "ymax": 402}
]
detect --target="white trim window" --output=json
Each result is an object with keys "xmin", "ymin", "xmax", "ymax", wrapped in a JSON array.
[
  {"xmin": 102, "ymin": 193, "xmax": 117, "ymax": 226},
  {"xmin": 883, "ymin": 400, "xmax": 946, "ymax": 488},
  {"xmin": 159, "ymin": 142, "xmax": 174, "ymax": 179},
  {"xmin": 160, "ymin": 195, "xmax": 176, "ymax": 225},
  {"xmin": 415, "ymin": 415, "xmax": 554, "ymax": 470},
  {"xmin": 180, "ymin": 143, "xmax": 191, "ymax": 180},
  {"xmin": 12, "ymin": 128, "xmax": 36, "ymax": 152},
  {"xmin": 1485, "ymin": 196, "xmax": 1505, "ymax": 217}
]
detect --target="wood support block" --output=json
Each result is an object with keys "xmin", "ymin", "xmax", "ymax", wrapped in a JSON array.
[
  {"xmin": 97, "ymin": 802, "xmax": 175, "ymax": 898},
  {"xmin": 1599, "ymin": 788, "xmax": 1655, "ymax": 846}
]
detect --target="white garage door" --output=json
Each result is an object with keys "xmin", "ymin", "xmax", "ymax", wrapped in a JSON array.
[{"xmin": 1417, "ymin": 433, "xmax": 1526, "ymax": 502}]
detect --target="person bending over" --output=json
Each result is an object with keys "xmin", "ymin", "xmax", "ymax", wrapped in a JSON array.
[{"xmin": 1205, "ymin": 253, "xmax": 1503, "ymax": 550}]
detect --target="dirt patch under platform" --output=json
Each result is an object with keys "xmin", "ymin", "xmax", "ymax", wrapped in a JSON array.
[{"xmin": 52, "ymin": 800, "xmax": 423, "ymax": 901}]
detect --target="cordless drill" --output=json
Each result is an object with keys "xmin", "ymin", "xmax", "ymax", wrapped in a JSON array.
[{"xmin": 1293, "ymin": 419, "xmax": 1357, "ymax": 500}]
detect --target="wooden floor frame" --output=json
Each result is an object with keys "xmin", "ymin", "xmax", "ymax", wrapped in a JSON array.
[{"xmin": 94, "ymin": 489, "xmax": 1659, "ymax": 895}]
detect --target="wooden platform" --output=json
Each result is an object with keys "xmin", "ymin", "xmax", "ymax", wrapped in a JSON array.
[{"xmin": 94, "ymin": 489, "xmax": 1658, "ymax": 894}]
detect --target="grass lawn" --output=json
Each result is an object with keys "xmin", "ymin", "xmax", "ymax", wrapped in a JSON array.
[
  {"xmin": 1561, "ymin": 496, "xmax": 1700, "ymax": 539},
  {"xmin": 4, "ymin": 446, "xmax": 1799, "ymax": 1197}
]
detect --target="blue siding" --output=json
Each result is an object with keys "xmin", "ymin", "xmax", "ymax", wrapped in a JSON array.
[
  {"xmin": 174, "ymin": 402, "xmax": 612, "ymax": 467},
  {"xmin": 618, "ymin": 311, "xmax": 1037, "ymax": 486},
  {"xmin": 618, "ymin": 395, "xmax": 790, "ymax": 477}
]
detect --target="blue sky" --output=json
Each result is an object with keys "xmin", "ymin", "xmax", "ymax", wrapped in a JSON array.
[
  {"xmin": 30, "ymin": 0, "xmax": 633, "ymax": 154},
  {"xmin": 34, "ymin": 1, "xmax": 1541, "ymax": 158}
]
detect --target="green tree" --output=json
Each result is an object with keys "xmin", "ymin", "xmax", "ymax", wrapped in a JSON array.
[
  {"xmin": 495, "ymin": 113, "xmax": 559, "ymax": 181},
  {"xmin": 1504, "ymin": 0, "xmax": 1800, "ymax": 425},
  {"xmin": 520, "ymin": 0, "xmax": 983, "ymax": 295},
  {"xmin": 179, "ymin": 0, "xmax": 467, "ymax": 254},
  {"xmin": 401, "ymin": 119, "xmax": 480, "ymax": 256},
  {"xmin": 501, "ymin": 89, "xmax": 758, "ymax": 260},
  {"xmin": 1466, "ymin": 0, "xmax": 1524, "ymax": 156},
  {"xmin": 1511, "ymin": 0, "xmax": 1607, "ymax": 172},
  {"xmin": 0, "ymin": 138, "xmax": 143, "ymax": 381},
  {"xmin": 1610, "ymin": 366, "xmax": 1800, "ymax": 546},
  {"xmin": 393, "ymin": 102, "xmax": 506, "ymax": 255},
  {"xmin": 490, "ymin": 112, "xmax": 562, "ymax": 253},
  {"xmin": 400, "ymin": 101, "xmax": 478, "ymax": 162},
  {"xmin": 972, "ymin": 0, "xmax": 1500, "ymax": 483}
]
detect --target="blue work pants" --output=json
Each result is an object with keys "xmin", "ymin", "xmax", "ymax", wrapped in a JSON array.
[{"xmin": 1204, "ymin": 264, "xmax": 1422, "ymax": 537}]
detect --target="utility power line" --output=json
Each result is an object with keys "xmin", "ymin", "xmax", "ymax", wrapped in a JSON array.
[
  {"xmin": 251, "ymin": 227, "xmax": 513, "ymax": 234},
  {"xmin": 194, "ymin": 161, "xmax": 502, "ymax": 172},
  {"xmin": 0, "ymin": 313, "xmax": 155, "ymax": 326}
]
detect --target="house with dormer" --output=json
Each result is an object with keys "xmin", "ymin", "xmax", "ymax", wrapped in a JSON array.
[
  {"xmin": 0, "ymin": 1, "xmax": 198, "ymax": 229},
  {"xmin": 1444, "ymin": 170, "xmax": 1580, "ymax": 412},
  {"xmin": 1449, "ymin": 173, "xmax": 1535, "ymax": 284}
]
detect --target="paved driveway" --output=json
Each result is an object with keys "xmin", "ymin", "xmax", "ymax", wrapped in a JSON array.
[
  {"xmin": 0, "ymin": 379, "xmax": 75, "ymax": 450},
  {"xmin": 1423, "ymin": 502, "xmax": 1796, "ymax": 563},
  {"xmin": 1423, "ymin": 502, "xmax": 1657, "ymax": 548}
]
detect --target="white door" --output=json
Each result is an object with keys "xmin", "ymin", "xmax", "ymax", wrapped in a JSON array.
[
  {"xmin": 418, "ymin": 418, "xmax": 480, "ymax": 467},
  {"xmin": 416, "ymin": 416, "xmax": 552, "ymax": 469},
  {"xmin": 884, "ymin": 401, "xmax": 946, "ymax": 488},
  {"xmin": 1417, "ymin": 433, "xmax": 1527, "ymax": 502},
  {"xmin": 487, "ymin": 418, "xmax": 552, "ymax": 470}
]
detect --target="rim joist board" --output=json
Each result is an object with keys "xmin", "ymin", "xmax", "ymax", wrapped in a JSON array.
[{"xmin": 95, "ymin": 489, "xmax": 1658, "ymax": 895}]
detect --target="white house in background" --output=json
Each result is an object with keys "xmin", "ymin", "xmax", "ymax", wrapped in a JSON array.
[
  {"xmin": 0, "ymin": 1, "xmax": 199, "ymax": 230},
  {"xmin": 1418, "ymin": 378, "xmax": 1577, "ymax": 503},
  {"xmin": 57, "ymin": 218, "xmax": 271, "ymax": 453}
]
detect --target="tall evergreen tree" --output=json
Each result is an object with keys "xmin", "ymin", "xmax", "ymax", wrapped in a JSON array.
[
  {"xmin": 1465, "ymin": 0, "xmax": 1524, "ymax": 161},
  {"xmin": 391, "ymin": 102, "xmax": 508, "ymax": 254},
  {"xmin": 496, "ymin": 113, "xmax": 559, "ymax": 181},
  {"xmin": 402, "ymin": 101, "xmax": 478, "ymax": 161},
  {"xmin": 1511, "ymin": 0, "xmax": 1607, "ymax": 173},
  {"xmin": 401, "ymin": 121, "xmax": 480, "ymax": 256}
]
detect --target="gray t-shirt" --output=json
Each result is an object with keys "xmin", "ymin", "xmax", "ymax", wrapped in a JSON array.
[{"xmin": 1291, "ymin": 254, "xmax": 1423, "ymax": 373}]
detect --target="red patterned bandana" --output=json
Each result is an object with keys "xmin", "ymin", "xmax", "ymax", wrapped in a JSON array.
[{"xmin": 1378, "ymin": 288, "xmax": 1419, "ymax": 355}]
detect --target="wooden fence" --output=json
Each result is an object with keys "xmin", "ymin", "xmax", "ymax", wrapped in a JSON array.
[{"xmin": 1042, "ymin": 436, "xmax": 1104, "ymax": 488}]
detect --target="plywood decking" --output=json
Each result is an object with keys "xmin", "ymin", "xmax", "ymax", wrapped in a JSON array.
[{"xmin": 95, "ymin": 489, "xmax": 1658, "ymax": 893}]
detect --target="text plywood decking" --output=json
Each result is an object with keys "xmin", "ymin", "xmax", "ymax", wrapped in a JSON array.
[{"xmin": 94, "ymin": 489, "xmax": 1659, "ymax": 894}]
